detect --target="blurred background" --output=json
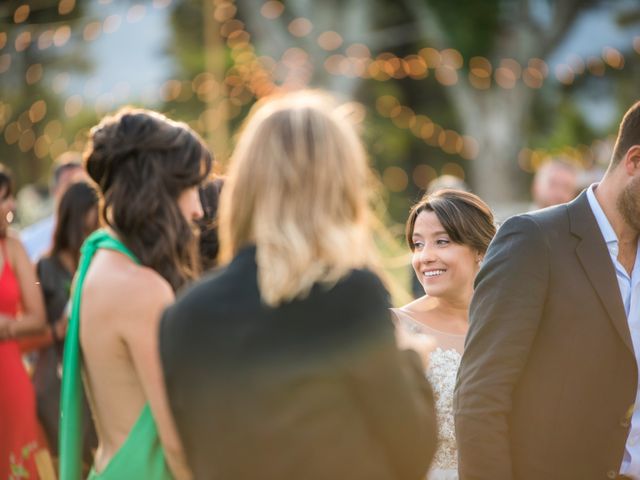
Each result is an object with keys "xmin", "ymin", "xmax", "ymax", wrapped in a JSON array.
[{"xmin": 1, "ymin": 0, "xmax": 639, "ymax": 300}]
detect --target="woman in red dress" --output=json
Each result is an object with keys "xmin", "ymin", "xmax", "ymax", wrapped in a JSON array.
[{"xmin": 0, "ymin": 165, "xmax": 48, "ymax": 479}]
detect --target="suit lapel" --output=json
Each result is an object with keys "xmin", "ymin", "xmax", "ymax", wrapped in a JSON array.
[{"xmin": 569, "ymin": 191, "xmax": 633, "ymax": 353}]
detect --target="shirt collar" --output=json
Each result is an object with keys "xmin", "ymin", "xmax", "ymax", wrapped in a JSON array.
[{"xmin": 586, "ymin": 183, "xmax": 619, "ymax": 249}]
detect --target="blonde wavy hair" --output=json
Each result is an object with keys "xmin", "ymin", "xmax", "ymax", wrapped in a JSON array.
[{"xmin": 218, "ymin": 90, "xmax": 379, "ymax": 306}]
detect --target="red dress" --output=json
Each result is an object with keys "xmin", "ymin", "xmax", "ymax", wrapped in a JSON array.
[{"xmin": 0, "ymin": 240, "xmax": 43, "ymax": 479}]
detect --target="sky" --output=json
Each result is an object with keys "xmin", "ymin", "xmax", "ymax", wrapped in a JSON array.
[{"xmin": 70, "ymin": 0, "xmax": 174, "ymax": 106}]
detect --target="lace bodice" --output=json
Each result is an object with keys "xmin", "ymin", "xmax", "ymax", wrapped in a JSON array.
[
  {"xmin": 427, "ymin": 347, "xmax": 461, "ymax": 474},
  {"xmin": 390, "ymin": 307, "xmax": 464, "ymax": 479}
]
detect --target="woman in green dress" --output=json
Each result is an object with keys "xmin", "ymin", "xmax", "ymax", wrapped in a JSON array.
[{"xmin": 59, "ymin": 108, "xmax": 212, "ymax": 480}]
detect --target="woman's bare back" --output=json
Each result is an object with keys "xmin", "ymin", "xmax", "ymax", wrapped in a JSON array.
[{"xmin": 79, "ymin": 248, "xmax": 175, "ymax": 473}]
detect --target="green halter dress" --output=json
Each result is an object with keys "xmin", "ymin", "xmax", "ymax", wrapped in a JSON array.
[{"xmin": 59, "ymin": 230, "xmax": 173, "ymax": 480}]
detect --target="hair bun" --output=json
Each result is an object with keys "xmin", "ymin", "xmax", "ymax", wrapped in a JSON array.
[
  {"xmin": 85, "ymin": 121, "xmax": 117, "ymax": 190},
  {"xmin": 85, "ymin": 110, "xmax": 157, "ymax": 191}
]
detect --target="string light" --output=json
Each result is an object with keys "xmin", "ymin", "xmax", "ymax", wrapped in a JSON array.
[
  {"xmin": 382, "ymin": 166, "xmax": 409, "ymax": 192},
  {"xmin": 602, "ymin": 47, "xmax": 624, "ymax": 69},
  {"xmin": 317, "ymin": 31, "xmax": 342, "ymax": 51},
  {"xmin": 28, "ymin": 100, "xmax": 47, "ymax": 123},
  {"xmin": 126, "ymin": 5, "xmax": 147, "ymax": 23},
  {"xmin": 214, "ymin": 3, "xmax": 237, "ymax": 22},
  {"xmin": 15, "ymin": 31, "xmax": 31, "ymax": 52},
  {"xmin": 517, "ymin": 137, "xmax": 615, "ymax": 174},
  {"xmin": 53, "ymin": 26, "xmax": 71, "ymax": 47},
  {"xmin": 83, "ymin": 21, "xmax": 102, "ymax": 42},
  {"xmin": 103, "ymin": 15, "xmax": 122, "ymax": 34},
  {"xmin": 58, "ymin": 0, "xmax": 76, "ymax": 16},
  {"xmin": 18, "ymin": 129, "xmax": 36, "ymax": 153},
  {"xmin": 25, "ymin": 64, "xmax": 44, "ymax": 85},
  {"xmin": 14, "ymin": 5, "xmax": 30, "ymax": 24},
  {"xmin": 38, "ymin": 30, "xmax": 55, "ymax": 50},
  {"xmin": 321, "ymin": 40, "xmax": 636, "ymax": 90},
  {"xmin": 260, "ymin": 1, "xmax": 284, "ymax": 19},
  {"xmin": 555, "ymin": 64, "xmax": 575, "ymax": 85},
  {"xmin": 1, "ymin": 0, "xmax": 638, "ymax": 166},
  {"xmin": 412, "ymin": 164, "xmax": 438, "ymax": 189},
  {"xmin": 4, "ymin": 122, "xmax": 20, "ymax": 145},
  {"xmin": 34, "ymin": 135, "xmax": 50, "ymax": 159},
  {"xmin": 288, "ymin": 18, "xmax": 313, "ymax": 38},
  {"xmin": 442, "ymin": 162, "xmax": 465, "ymax": 179},
  {"xmin": 376, "ymin": 94, "xmax": 478, "ymax": 161}
]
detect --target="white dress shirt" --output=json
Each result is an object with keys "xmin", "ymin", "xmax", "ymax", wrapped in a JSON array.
[
  {"xmin": 20, "ymin": 214, "xmax": 54, "ymax": 262},
  {"xmin": 586, "ymin": 184, "xmax": 640, "ymax": 477}
]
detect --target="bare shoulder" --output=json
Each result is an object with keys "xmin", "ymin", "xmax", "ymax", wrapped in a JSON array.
[
  {"xmin": 126, "ymin": 264, "xmax": 174, "ymax": 305},
  {"xmin": 119, "ymin": 270, "xmax": 174, "ymax": 327},
  {"xmin": 400, "ymin": 296, "xmax": 438, "ymax": 315},
  {"xmin": 3, "ymin": 230, "xmax": 29, "ymax": 263},
  {"xmin": 85, "ymin": 250, "xmax": 174, "ymax": 319}
]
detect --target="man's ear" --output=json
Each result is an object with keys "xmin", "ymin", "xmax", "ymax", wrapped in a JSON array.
[{"xmin": 623, "ymin": 145, "xmax": 640, "ymax": 176}]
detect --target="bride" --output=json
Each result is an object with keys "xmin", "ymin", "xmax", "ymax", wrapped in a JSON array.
[{"xmin": 392, "ymin": 189, "xmax": 495, "ymax": 479}]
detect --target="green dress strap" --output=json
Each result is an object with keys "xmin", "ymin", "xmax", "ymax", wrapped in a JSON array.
[{"xmin": 59, "ymin": 230, "xmax": 173, "ymax": 480}]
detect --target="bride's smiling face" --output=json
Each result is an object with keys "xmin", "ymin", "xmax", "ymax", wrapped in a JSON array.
[{"xmin": 411, "ymin": 210, "xmax": 480, "ymax": 299}]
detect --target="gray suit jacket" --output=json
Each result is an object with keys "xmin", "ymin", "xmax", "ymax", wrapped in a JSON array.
[{"xmin": 455, "ymin": 191, "xmax": 638, "ymax": 480}]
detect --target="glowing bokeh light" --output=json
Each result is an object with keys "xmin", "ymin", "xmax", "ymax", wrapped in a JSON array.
[
  {"xmin": 14, "ymin": 5, "xmax": 30, "ymax": 24},
  {"xmin": 58, "ymin": 0, "xmax": 76, "ymax": 15},
  {"xmin": 261, "ymin": 1, "xmax": 284, "ymax": 19},
  {"xmin": 317, "ymin": 31, "xmax": 343, "ymax": 51},
  {"xmin": 288, "ymin": 18, "xmax": 313, "ymax": 37}
]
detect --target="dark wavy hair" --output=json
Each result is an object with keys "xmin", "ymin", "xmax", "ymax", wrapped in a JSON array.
[
  {"xmin": 406, "ymin": 189, "xmax": 496, "ymax": 254},
  {"xmin": 50, "ymin": 181, "xmax": 99, "ymax": 268},
  {"xmin": 612, "ymin": 100, "xmax": 640, "ymax": 167},
  {"xmin": 198, "ymin": 177, "xmax": 224, "ymax": 271},
  {"xmin": 0, "ymin": 164, "xmax": 14, "ymax": 238},
  {"xmin": 84, "ymin": 107, "xmax": 212, "ymax": 291}
]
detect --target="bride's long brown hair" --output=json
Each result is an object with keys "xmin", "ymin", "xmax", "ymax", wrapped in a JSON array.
[{"xmin": 84, "ymin": 107, "xmax": 212, "ymax": 291}]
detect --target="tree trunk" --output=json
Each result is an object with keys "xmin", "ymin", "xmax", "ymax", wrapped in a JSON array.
[
  {"xmin": 456, "ymin": 86, "xmax": 535, "ymax": 208},
  {"xmin": 403, "ymin": 0, "xmax": 590, "ymax": 206}
]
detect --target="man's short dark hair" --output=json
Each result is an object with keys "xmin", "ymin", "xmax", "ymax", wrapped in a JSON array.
[{"xmin": 612, "ymin": 101, "xmax": 640, "ymax": 167}]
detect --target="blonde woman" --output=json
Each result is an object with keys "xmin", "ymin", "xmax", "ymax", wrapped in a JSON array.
[{"xmin": 160, "ymin": 91, "xmax": 437, "ymax": 480}]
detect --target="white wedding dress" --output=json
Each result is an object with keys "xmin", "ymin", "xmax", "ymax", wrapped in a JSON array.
[{"xmin": 391, "ymin": 308, "xmax": 464, "ymax": 480}]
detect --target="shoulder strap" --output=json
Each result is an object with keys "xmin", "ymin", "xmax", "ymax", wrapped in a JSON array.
[{"xmin": 59, "ymin": 229, "xmax": 140, "ymax": 480}]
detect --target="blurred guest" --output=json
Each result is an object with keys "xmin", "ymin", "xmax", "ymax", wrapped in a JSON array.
[
  {"xmin": 21, "ymin": 153, "xmax": 87, "ymax": 261},
  {"xmin": 197, "ymin": 177, "xmax": 224, "ymax": 271},
  {"xmin": 426, "ymin": 174, "xmax": 469, "ymax": 195},
  {"xmin": 455, "ymin": 101, "xmax": 640, "ymax": 479},
  {"xmin": 33, "ymin": 181, "xmax": 100, "ymax": 466},
  {"xmin": 530, "ymin": 159, "xmax": 578, "ymax": 210},
  {"xmin": 160, "ymin": 91, "xmax": 438, "ymax": 480},
  {"xmin": 576, "ymin": 164, "xmax": 606, "ymax": 192},
  {"xmin": 393, "ymin": 189, "xmax": 495, "ymax": 480},
  {"xmin": 0, "ymin": 164, "xmax": 51, "ymax": 479},
  {"xmin": 59, "ymin": 108, "xmax": 212, "ymax": 480}
]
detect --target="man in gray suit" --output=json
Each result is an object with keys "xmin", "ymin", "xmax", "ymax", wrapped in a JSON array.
[{"xmin": 455, "ymin": 101, "xmax": 640, "ymax": 480}]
